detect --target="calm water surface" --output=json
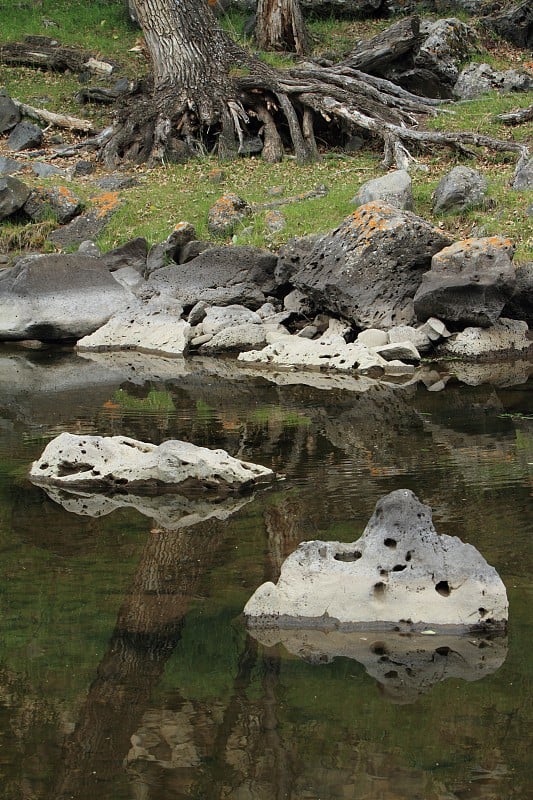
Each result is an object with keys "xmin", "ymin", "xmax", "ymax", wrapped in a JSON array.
[{"xmin": 0, "ymin": 347, "xmax": 531, "ymax": 800}]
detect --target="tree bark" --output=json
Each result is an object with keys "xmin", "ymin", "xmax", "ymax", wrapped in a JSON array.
[
  {"xmin": 255, "ymin": 0, "xmax": 310, "ymax": 55},
  {"xmin": 98, "ymin": 3, "xmax": 530, "ymax": 172}
]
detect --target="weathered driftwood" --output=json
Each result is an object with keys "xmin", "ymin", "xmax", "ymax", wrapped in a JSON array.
[
  {"xmin": 340, "ymin": 15, "xmax": 422, "ymax": 73},
  {"xmin": 12, "ymin": 99, "xmax": 97, "ymax": 134},
  {"xmin": 0, "ymin": 37, "xmax": 116, "ymax": 75},
  {"xmin": 497, "ymin": 104, "xmax": 533, "ymax": 125}
]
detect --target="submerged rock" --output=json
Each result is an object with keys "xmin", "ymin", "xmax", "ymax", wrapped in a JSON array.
[
  {"xmin": 244, "ymin": 489, "xmax": 508, "ymax": 632},
  {"xmin": 30, "ymin": 432, "xmax": 275, "ymax": 495}
]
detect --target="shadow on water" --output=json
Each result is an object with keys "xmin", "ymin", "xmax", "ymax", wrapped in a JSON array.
[{"xmin": 0, "ymin": 347, "xmax": 531, "ymax": 799}]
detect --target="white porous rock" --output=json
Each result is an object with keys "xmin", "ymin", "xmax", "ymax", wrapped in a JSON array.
[
  {"xmin": 357, "ymin": 328, "xmax": 388, "ymax": 348},
  {"xmin": 77, "ymin": 299, "xmax": 191, "ymax": 356},
  {"xmin": 420, "ymin": 317, "xmax": 451, "ymax": 342},
  {"xmin": 238, "ymin": 332, "xmax": 389, "ymax": 375},
  {"xmin": 436, "ymin": 318, "xmax": 531, "ymax": 358},
  {"xmin": 30, "ymin": 432, "xmax": 275, "ymax": 494},
  {"xmin": 387, "ymin": 324, "xmax": 432, "ymax": 353},
  {"xmin": 244, "ymin": 489, "xmax": 508, "ymax": 632},
  {"xmin": 201, "ymin": 304, "xmax": 262, "ymax": 336},
  {"xmin": 199, "ymin": 322, "xmax": 267, "ymax": 353}
]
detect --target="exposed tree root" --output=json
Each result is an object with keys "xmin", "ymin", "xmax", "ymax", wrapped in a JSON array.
[{"xmin": 98, "ymin": 14, "xmax": 530, "ymax": 172}]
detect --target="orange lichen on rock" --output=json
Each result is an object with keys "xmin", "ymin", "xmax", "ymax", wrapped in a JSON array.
[
  {"xmin": 92, "ymin": 191, "xmax": 121, "ymax": 220},
  {"xmin": 339, "ymin": 202, "xmax": 408, "ymax": 243},
  {"xmin": 433, "ymin": 235, "xmax": 515, "ymax": 265}
]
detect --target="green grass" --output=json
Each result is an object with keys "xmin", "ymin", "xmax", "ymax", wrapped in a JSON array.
[
  {"xmin": 1, "ymin": 0, "xmax": 140, "ymax": 65},
  {"xmin": 0, "ymin": 1, "xmax": 531, "ymax": 262}
]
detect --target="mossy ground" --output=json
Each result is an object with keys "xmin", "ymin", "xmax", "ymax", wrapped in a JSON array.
[{"xmin": 0, "ymin": 0, "xmax": 531, "ymax": 261}]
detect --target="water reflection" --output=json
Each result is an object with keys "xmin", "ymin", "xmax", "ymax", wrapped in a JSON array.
[
  {"xmin": 36, "ymin": 485, "xmax": 258, "ymax": 528},
  {"xmin": 0, "ymin": 347, "xmax": 531, "ymax": 799},
  {"xmin": 248, "ymin": 628, "xmax": 509, "ymax": 703}
]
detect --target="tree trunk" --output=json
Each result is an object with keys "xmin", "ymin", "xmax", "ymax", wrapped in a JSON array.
[
  {"xmin": 98, "ymin": 3, "xmax": 530, "ymax": 172},
  {"xmin": 101, "ymin": 0, "xmax": 250, "ymax": 165},
  {"xmin": 255, "ymin": 0, "xmax": 310, "ymax": 55}
]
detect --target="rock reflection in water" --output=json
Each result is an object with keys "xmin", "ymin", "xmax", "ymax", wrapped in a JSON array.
[
  {"xmin": 38, "ymin": 485, "xmax": 257, "ymax": 528},
  {"xmin": 247, "ymin": 627, "xmax": 508, "ymax": 703}
]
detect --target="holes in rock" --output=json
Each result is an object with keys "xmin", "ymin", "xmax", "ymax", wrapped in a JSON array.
[
  {"xmin": 478, "ymin": 607, "xmax": 487, "ymax": 617},
  {"xmin": 380, "ymin": 569, "xmax": 388, "ymax": 577},
  {"xmin": 370, "ymin": 642, "xmax": 388, "ymax": 656},
  {"xmin": 39, "ymin": 463, "xmax": 49, "ymax": 470},
  {"xmin": 435, "ymin": 580, "xmax": 451, "ymax": 597},
  {"xmin": 57, "ymin": 461, "xmax": 94, "ymax": 477},
  {"xmin": 435, "ymin": 646, "xmax": 451, "ymax": 656},
  {"xmin": 373, "ymin": 581, "xmax": 386, "ymax": 597},
  {"xmin": 384, "ymin": 670, "xmax": 398, "ymax": 679},
  {"xmin": 334, "ymin": 550, "xmax": 361, "ymax": 562},
  {"xmin": 405, "ymin": 551, "xmax": 413, "ymax": 562},
  {"xmin": 392, "ymin": 564, "xmax": 406, "ymax": 572},
  {"xmin": 384, "ymin": 538, "xmax": 397, "ymax": 549}
]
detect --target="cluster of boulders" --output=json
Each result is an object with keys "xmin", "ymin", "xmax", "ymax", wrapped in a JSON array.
[{"xmin": 0, "ymin": 191, "xmax": 531, "ymax": 377}]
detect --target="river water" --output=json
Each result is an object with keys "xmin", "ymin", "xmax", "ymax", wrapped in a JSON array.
[{"xmin": 0, "ymin": 346, "xmax": 531, "ymax": 800}]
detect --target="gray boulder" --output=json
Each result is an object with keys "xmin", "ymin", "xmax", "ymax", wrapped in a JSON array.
[
  {"xmin": 275, "ymin": 234, "xmax": 321, "ymax": 286},
  {"xmin": 48, "ymin": 197, "xmax": 122, "ymax": 248},
  {"xmin": 414, "ymin": 237, "xmax": 517, "ymax": 328},
  {"xmin": 199, "ymin": 323, "xmax": 268, "ymax": 353},
  {"xmin": 30, "ymin": 161, "xmax": 66, "ymax": 178},
  {"xmin": 432, "ymin": 166, "xmax": 488, "ymax": 214},
  {"xmin": 351, "ymin": 169, "xmax": 414, "ymax": 211},
  {"xmin": 0, "ymin": 254, "xmax": 135, "ymax": 341},
  {"xmin": 0, "ymin": 155, "xmax": 25, "ymax": 176},
  {"xmin": 454, "ymin": 62, "xmax": 533, "ymax": 100},
  {"xmin": 23, "ymin": 185, "xmax": 84, "ymax": 224},
  {"xmin": 7, "ymin": 121, "xmax": 43, "ymax": 151},
  {"xmin": 207, "ymin": 192, "xmax": 251, "ymax": 237},
  {"xmin": 147, "ymin": 245, "xmax": 278, "ymax": 310},
  {"xmin": 244, "ymin": 488, "xmax": 508, "ymax": 632},
  {"xmin": 145, "ymin": 223, "xmax": 197, "ymax": 274},
  {"xmin": 502, "ymin": 261, "xmax": 533, "ymax": 324},
  {"xmin": 0, "ymin": 91, "xmax": 21, "ymax": 132},
  {"xmin": 77, "ymin": 297, "xmax": 190, "ymax": 356},
  {"xmin": 99, "ymin": 237, "xmax": 148, "ymax": 273},
  {"xmin": 480, "ymin": 0, "xmax": 533, "ymax": 49},
  {"xmin": 293, "ymin": 202, "xmax": 452, "ymax": 330},
  {"xmin": 0, "ymin": 175, "xmax": 30, "ymax": 220},
  {"xmin": 29, "ymin": 432, "xmax": 275, "ymax": 495},
  {"xmin": 415, "ymin": 18, "xmax": 477, "ymax": 91},
  {"xmin": 512, "ymin": 156, "xmax": 533, "ymax": 190}
]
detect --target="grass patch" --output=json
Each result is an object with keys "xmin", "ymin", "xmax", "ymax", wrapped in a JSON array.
[
  {"xmin": 0, "ymin": 0, "xmax": 141, "ymax": 67},
  {"xmin": 0, "ymin": 2, "xmax": 531, "ymax": 262}
]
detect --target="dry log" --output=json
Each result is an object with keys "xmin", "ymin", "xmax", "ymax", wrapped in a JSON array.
[
  {"xmin": 0, "ymin": 37, "xmax": 116, "ymax": 75},
  {"xmin": 12, "ymin": 99, "xmax": 98, "ymax": 134},
  {"xmin": 496, "ymin": 104, "xmax": 533, "ymax": 125},
  {"xmin": 340, "ymin": 15, "xmax": 422, "ymax": 74}
]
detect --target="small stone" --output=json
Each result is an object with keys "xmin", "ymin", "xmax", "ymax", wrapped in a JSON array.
[
  {"xmin": 357, "ymin": 328, "xmax": 388, "ymax": 348},
  {"xmin": 7, "ymin": 121, "xmax": 43, "ymax": 151},
  {"xmin": 375, "ymin": 341, "xmax": 421, "ymax": 363},
  {"xmin": 298, "ymin": 324, "xmax": 318, "ymax": 339}
]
